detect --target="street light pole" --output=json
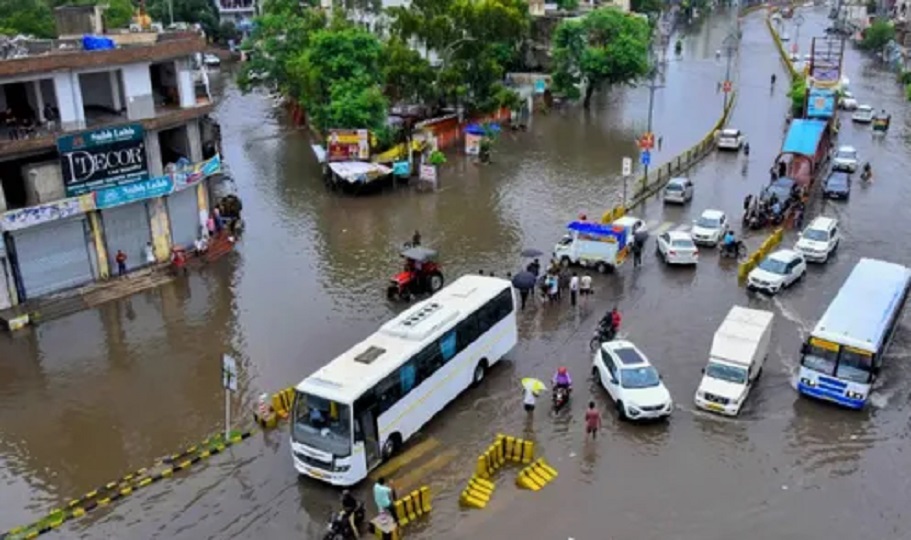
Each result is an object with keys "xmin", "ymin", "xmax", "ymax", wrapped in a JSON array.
[
  {"xmin": 642, "ymin": 55, "xmax": 664, "ymax": 188},
  {"xmin": 722, "ymin": 33, "xmax": 737, "ymax": 111},
  {"xmin": 794, "ymin": 14, "xmax": 805, "ymax": 54}
]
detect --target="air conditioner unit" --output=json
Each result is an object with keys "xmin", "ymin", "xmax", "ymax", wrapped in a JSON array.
[
  {"xmin": 129, "ymin": 23, "xmax": 141, "ymax": 32},
  {"xmin": 150, "ymin": 22, "xmax": 164, "ymax": 32}
]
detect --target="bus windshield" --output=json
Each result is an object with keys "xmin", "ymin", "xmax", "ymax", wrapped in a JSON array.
[
  {"xmin": 801, "ymin": 341, "xmax": 838, "ymax": 376},
  {"xmin": 291, "ymin": 392, "xmax": 352, "ymax": 457},
  {"xmin": 836, "ymin": 348, "xmax": 874, "ymax": 383}
]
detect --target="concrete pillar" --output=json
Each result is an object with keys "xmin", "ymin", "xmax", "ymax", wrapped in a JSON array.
[
  {"xmin": 185, "ymin": 119, "xmax": 203, "ymax": 161},
  {"xmin": 144, "ymin": 130, "xmax": 164, "ymax": 176},
  {"xmin": 52, "ymin": 72, "xmax": 85, "ymax": 130},
  {"xmin": 148, "ymin": 198, "xmax": 172, "ymax": 260},
  {"xmin": 109, "ymin": 70, "xmax": 123, "ymax": 112},
  {"xmin": 0, "ymin": 184, "xmax": 7, "ymax": 212},
  {"xmin": 88, "ymin": 212, "xmax": 110, "ymax": 280},
  {"xmin": 33, "ymin": 80, "xmax": 46, "ymax": 122},
  {"xmin": 71, "ymin": 72, "xmax": 86, "ymax": 127},
  {"xmin": 21, "ymin": 161, "xmax": 65, "ymax": 206},
  {"xmin": 121, "ymin": 63, "xmax": 155, "ymax": 120},
  {"xmin": 176, "ymin": 58, "xmax": 196, "ymax": 109}
]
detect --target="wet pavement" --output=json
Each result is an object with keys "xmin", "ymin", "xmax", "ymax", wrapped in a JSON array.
[{"xmin": 3, "ymin": 6, "xmax": 911, "ymax": 540}]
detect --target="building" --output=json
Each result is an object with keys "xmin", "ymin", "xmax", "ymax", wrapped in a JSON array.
[
  {"xmin": 216, "ymin": 0, "xmax": 258, "ymax": 31},
  {"xmin": 0, "ymin": 9, "xmax": 225, "ymax": 310}
]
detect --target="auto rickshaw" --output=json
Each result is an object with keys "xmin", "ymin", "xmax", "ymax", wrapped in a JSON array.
[{"xmin": 872, "ymin": 112, "xmax": 890, "ymax": 135}]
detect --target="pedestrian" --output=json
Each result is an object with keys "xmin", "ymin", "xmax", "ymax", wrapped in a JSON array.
[
  {"xmin": 115, "ymin": 249, "xmax": 127, "ymax": 276},
  {"xmin": 585, "ymin": 401, "xmax": 602, "ymax": 440},
  {"xmin": 206, "ymin": 214, "xmax": 216, "ymax": 237},
  {"xmin": 523, "ymin": 385, "xmax": 538, "ymax": 414},
  {"xmin": 412, "ymin": 229, "xmax": 421, "ymax": 246},
  {"xmin": 658, "ymin": 135, "xmax": 663, "ymax": 151},
  {"xmin": 373, "ymin": 477, "xmax": 396, "ymax": 521},
  {"xmin": 558, "ymin": 267, "xmax": 570, "ymax": 301},
  {"xmin": 632, "ymin": 239, "xmax": 642, "ymax": 267},
  {"xmin": 527, "ymin": 258, "xmax": 541, "ymax": 277},
  {"xmin": 547, "ymin": 273, "xmax": 559, "ymax": 303},
  {"xmin": 569, "ymin": 272, "xmax": 579, "ymax": 306},
  {"xmin": 580, "ymin": 274, "xmax": 592, "ymax": 297},
  {"xmin": 478, "ymin": 269, "xmax": 484, "ymax": 276},
  {"xmin": 144, "ymin": 242, "xmax": 155, "ymax": 265},
  {"xmin": 743, "ymin": 194, "xmax": 752, "ymax": 213},
  {"xmin": 519, "ymin": 287, "xmax": 529, "ymax": 310}
]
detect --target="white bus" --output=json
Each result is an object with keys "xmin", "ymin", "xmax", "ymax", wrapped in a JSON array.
[
  {"xmin": 798, "ymin": 258, "xmax": 911, "ymax": 409},
  {"xmin": 290, "ymin": 275, "xmax": 518, "ymax": 486}
]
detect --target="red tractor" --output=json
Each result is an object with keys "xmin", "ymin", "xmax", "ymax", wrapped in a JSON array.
[{"xmin": 387, "ymin": 247, "xmax": 444, "ymax": 301}]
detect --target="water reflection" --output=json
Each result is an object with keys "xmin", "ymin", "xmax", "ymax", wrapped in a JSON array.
[{"xmin": 784, "ymin": 399, "xmax": 877, "ymax": 478}]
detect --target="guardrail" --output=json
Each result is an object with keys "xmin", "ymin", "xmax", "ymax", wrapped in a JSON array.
[
  {"xmin": 623, "ymin": 90, "xmax": 738, "ymax": 211},
  {"xmin": 766, "ymin": 11, "xmax": 799, "ymax": 80},
  {"xmin": 738, "ymin": 227, "xmax": 784, "ymax": 281}
]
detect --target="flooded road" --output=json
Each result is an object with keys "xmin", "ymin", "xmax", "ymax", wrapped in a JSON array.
[{"xmin": 3, "ymin": 6, "xmax": 911, "ymax": 539}]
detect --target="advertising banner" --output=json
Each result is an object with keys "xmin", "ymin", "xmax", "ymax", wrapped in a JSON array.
[
  {"xmin": 327, "ymin": 129, "xmax": 370, "ymax": 162},
  {"xmin": 58, "ymin": 124, "xmax": 149, "ymax": 197},
  {"xmin": 0, "ymin": 195, "xmax": 95, "ymax": 232},
  {"xmin": 171, "ymin": 154, "xmax": 222, "ymax": 192},
  {"xmin": 94, "ymin": 176, "xmax": 174, "ymax": 209}
]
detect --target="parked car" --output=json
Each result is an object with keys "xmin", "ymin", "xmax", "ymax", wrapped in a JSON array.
[
  {"xmin": 656, "ymin": 231, "xmax": 699, "ymax": 265},
  {"xmin": 717, "ymin": 128, "xmax": 745, "ymax": 151},
  {"xmin": 840, "ymin": 91, "xmax": 858, "ymax": 110},
  {"xmin": 592, "ymin": 340, "xmax": 673, "ymax": 421},
  {"xmin": 663, "ymin": 177, "xmax": 694, "ymax": 204},
  {"xmin": 747, "ymin": 249, "xmax": 807, "ymax": 294},
  {"xmin": 852, "ymin": 104, "xmax": 874, "ymax": 123},
  {"xmin": 690, "ymin": 209, "xmax": 728, "ymax": 246},
  {"xmin": 794, "ymin": 216, "xmax": 840, "ymax": 263},
  {"xmin": 832, "ymin": 145, "xmax": 858, "ymax": 172},
  {"xmin": 823, "ymin": 171, "xmax": 851, "ymax": 200}
]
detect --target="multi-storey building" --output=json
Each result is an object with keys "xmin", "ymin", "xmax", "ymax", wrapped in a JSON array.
[{"xmin": 0, "ymin": 7, "xmax": 225, "ymax": 310}]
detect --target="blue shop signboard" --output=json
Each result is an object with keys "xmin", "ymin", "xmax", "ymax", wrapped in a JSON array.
[
  {"xmin": 58, "ymin": 124, "xmax": 149, "ymax": 197},
  {"xmin": 94, "ymin": 176, "xmax": 174, "ymax": 209}
]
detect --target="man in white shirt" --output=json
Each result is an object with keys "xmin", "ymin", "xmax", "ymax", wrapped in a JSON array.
[
  {"xmin": 580, "ymin": 274, "xmax": 593, "ymax": 297},
  {"xmin": 523, "ymin": 386, "xmax": 538, "ymax": 413},
  {"xmin": 569, "ymin": 272, "xmax": 580, "ymax": 306},
  {"xmin": 144, "ymin": 242, "xmax": 156, "ymax": 265}
]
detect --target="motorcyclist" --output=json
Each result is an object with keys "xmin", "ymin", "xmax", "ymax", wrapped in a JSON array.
[
  {"xmin": 771, "ymin": 73, "xmax": 777, "ymax": 86},
  {"xmin": 861, "ymin": 162, "xmax": 872, "ymax": 181},
  {"xmin": 552, "ymin": 366, "xmax": 573, "ymax": 398},
  {"xmin": 340, "ymin": 490, "xmax": 360, "ymax": 538},
  {"xmin": 743, "ymin": 142, "xmax": 750, "ymax": 156},
  {"xmin": 722, "ymin": 230, "xmax": 737, "ymax": 256},
  {"xmin": 599, "ymin": 307, "xmax": 621, "ymax": 339}
]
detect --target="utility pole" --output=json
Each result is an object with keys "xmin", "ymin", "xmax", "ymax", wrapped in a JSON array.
[
  {"xmin": 641, "ymin": 52, "xmax": 664, "ymax": 189},
  {"xmin": 794, "ymin": 14, "xmax": 805, "ymax": 55},
  {"xmin": 722, "ymin": 32, "xmax": 737, "ymax": 112}
]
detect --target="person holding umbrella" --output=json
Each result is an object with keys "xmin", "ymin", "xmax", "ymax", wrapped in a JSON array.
[
  {"xmin": 511, "ymin": 270, "xmax": 536, "ymax": 310},
  {"xmin": 521, "ymin": 377, "xmax": 546, "ymax": 415}
]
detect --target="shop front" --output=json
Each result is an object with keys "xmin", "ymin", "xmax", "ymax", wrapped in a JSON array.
[
  {"xmin": 166, "ymin": 187, "xmax": 201, "ymax": 248},
  {"xmin": 101, "ymin": 202, "xmax": 153, "ymax": 274},
  {"xmin": 8, "ymin": 217, "xmax": 96, "ymax": 300}
]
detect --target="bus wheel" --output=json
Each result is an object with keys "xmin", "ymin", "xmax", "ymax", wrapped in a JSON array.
[
  {"xmin": 472, "ymin": 360, "xmax": 488, "ymax": 387},
  {"xmin": 382, "ymin": 434, "xmax": 401, "ymax": 460}
]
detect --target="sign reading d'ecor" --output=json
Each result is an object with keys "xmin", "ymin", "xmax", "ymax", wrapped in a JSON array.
[{"xmin": 58, "ymin": 124, "xmax": 150, "ymax": 197}]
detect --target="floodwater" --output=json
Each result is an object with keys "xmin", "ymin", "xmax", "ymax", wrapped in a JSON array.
[{"xmin": 2, "ymin": 6, "xmax": 911, "ymax": 539}]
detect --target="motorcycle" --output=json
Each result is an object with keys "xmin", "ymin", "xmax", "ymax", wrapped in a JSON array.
[
  {"xmin": 720, "ymin": 240, "xmax": 746, "ymax": 259},
  {"xmin": 323, "ymin": 501, "xmax": 366, "ymax": 540},
  {"xmin": 589, "ymin": 323, "xmax": 617, "ymax": 351},
  {"xmin": 552, "ymin": 386, "xmax": 571, "ymax": 410}
]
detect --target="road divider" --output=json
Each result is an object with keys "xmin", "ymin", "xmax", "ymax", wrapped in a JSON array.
[
  {"xmin": 738, "ymin": 228, "xmax": 784, "ymax": 281},
  {"xmin": 1, "ymin": 430, "xmax": 251, "ymax": 540},
  {"xmin": 516, "ymin": 458, "xmax": 558, "ymax": 491},
  {"xmin": 766, "ymin": 10, "xmax": 799, "ymax": 80}
]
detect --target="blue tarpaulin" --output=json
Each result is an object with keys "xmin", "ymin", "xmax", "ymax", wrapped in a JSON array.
[
  {"xmin": 807, "ymin": 88, "xmax": 836, "ymax": 119},
  {"xmin": 82, "ymin": 35, "xmax": 115, "ymax": 51},
  {"xmin": 782, "ymin": 119, "xmax": 827, "ymax": 157},
  {"xmin": 567, "ymin": 221, "xmax": 627, "ymax": 249}
]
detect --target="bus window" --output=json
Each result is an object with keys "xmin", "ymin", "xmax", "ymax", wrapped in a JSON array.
[
  {"xmin": 456, "ymin": 316, "xmax": 480, "ymax": 350},
  {"xmin": 291, "ymin": 393, "xmax": 352, "ymax": 457},
  {"xmin": 802, "ymin": 340, "xmax": 838, "ymax": 375},
  {"xmin": 400, "ymin": 361, "xmax": 417, "ymax": 394},
  {"xmin": 836, "ymin": 348, "xmax": 874, "ymax": 383},
  {"xmin": 376, "ymin": 374, "xmax": 401, "ymax": 413},
  {"xmin": 440, "ymin": 331, "xmax": 457, "ymax": 361}
]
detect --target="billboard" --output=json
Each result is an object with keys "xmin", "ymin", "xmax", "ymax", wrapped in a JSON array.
[
  {"xmin": 327, "ymin": 129, "xmax": 370, "ymax": 162},
  {"xmin": 58, "ymin": 124, "xmax": 149, "ymax": 197}
]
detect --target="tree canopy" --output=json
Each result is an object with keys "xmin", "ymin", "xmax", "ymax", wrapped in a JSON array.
[
  {"xmin": 551, "ymin": 7, "xmax": 651, "ymax": 108},
  {"xmin": 860, "ymin": 19, "xmax": 895, "ymax": 51},
  {"xmin": 0, "ymin": 0, "xmax": 55, "ymax": 38}
]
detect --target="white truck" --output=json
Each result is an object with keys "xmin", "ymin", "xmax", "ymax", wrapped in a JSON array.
[
  {"xmin": 553, "ymin": 220, "xmax": 629, "ymax": 273},
  {"xmin": 694, "ymin": 306, "xmax": 774, "ymax": 416}
]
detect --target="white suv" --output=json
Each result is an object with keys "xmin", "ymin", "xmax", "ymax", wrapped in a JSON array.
[
  {"xmin": 592, "ymin": 340, "xmax": 673, "ymax": 421},
  {"xmin": 691, "ymin": 209, "xmax": 728, "ymax": 246},
  {"xmin": 795, "ymin": 217, "xmax": 840, "ymax": 263},
  {"xmin": 747, "ymin": 249, "xmax": 807, "ymax": 295}
]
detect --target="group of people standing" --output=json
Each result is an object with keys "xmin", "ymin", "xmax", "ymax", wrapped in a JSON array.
[{"xmin": 521, "ymin": 258, "xmax": 593, "ymax": 309}]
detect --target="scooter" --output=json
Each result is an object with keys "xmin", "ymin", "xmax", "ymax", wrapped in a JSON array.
[
  {"xmin": 589, "ymin": 323, "xmax": 617, "ymax": 351},
  {"xmin": 324, "ymin": 501, "xmax": 366, "ymax": 540},
  {"xmin": 552, "ymin": 386, "xmax": 571, "ymax": 411},
  {"xmin": 720, "ymin": 240, "xmax": 746, "ymax": 259}
]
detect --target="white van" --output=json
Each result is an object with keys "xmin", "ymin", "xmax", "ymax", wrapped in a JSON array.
[
  {"xmin": 694, "ymin": 306, "xmax": 774, "ymax": 416},
  {"xmin": 553, "ymin": 220, "xmax": 629, "ymax": 273}
]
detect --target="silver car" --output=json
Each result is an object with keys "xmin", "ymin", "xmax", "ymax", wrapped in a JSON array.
[{"xmin": 663, "ymin": 177, "xmax": 694, "ymax": 204}]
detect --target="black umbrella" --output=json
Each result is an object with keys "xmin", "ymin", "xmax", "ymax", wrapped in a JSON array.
[
  {"xmin": 521, "ymin": 248, "xmax": 544, "ymax": 258},
  {"xmin": 512, "ymin": 270, "xmax": 537, "ymax": 290},
  {"xmin": 634, "ymin": 230, "xmax": 649, "ymax": 245}
]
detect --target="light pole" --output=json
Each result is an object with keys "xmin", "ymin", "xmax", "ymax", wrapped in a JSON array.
[
  {"xmin": 722, "ymin": 32, "xmax": 737, "ymax": 111},
  {"xmin": 794, "ymin": 14, "xmax": 805, "ymax": 54},
  {"xmin": 641, "ymin": 52, "xmax": 664, "ymax": 189}
]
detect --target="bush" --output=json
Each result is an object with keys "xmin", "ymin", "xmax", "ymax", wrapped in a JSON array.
[
  {"xmin": 428, "ymin": 150, "xmax": 447, "ymax": 166},
  {"xmin": 906, "ymin": 83, "xmax": 911, "ymax": 102},
  {"xmin": 900, "ymin": 71, "xmax": 911, "ymax": 85}
]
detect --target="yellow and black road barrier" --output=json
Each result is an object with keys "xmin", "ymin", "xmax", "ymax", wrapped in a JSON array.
[
  {"xmin": 515, "ymin": 458, "xmax": 559, "ymax": 491},
  {"xmin": 459, "ymin": 475, "xmax": 496, "ymax": 509},
  {"xmin": 460, "ymin": 434, "xmax": 551, "ymax": 510},
  {"xmin": 369, "ymin": 486, "xmax": 432, "ymax": 539},
  {"xmin": 1, "ymin": 430, "xmax": 251, "ymax": 540},
  {"xmin": 271, "ymin": 387, "xmax": 295, "ymax": 420},
  {"xmin": 738, "ymin": 227, "xmax": 784, "ymax": 281}
]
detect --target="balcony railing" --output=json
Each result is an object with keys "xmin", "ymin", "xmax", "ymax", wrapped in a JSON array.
[{"xmin": 218, "ymin": 0, "xmax": 256, "ymax": 10}]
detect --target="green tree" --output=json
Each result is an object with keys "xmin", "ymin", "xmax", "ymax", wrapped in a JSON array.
[
  {"xmin": 787, "ymin": 77, "xmax": 806, "ymax": 115},
  {"xmin": 551, "ymin": 7, "xmax": 651, "ymax": 109},
  {"xmin": 0, "ymin": 0, "xmax": 55, "ymax": 37},
  {"xmin": 860, "ymin": 19, "xmax": 895, "ymax": 52},
  {"xmin": 383, "ymin": 37, "xmax": 435, "ymax": 105},
  {"xmin": 388, "ymin": 0, "xmax": 529, "ymax": 114},
  {"xmin": 556, "ymin": 0, "xmax": 579, "ymax": 12},
  {"xmin": 237, "ymin": 0, "xmax": 327, "ymax": 97},
  {"xmin": 631, "ymin": 0, "xmax": 662, "ymax": 14},
  {"xmin": 287, "ymin": 25, "xmax": 387, "ymax": 133},
  {"xmin": 146, "ymin": 0, "xmax": 219, "ymax": 35}
]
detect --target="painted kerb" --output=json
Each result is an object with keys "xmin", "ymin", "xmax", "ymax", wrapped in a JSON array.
[
  {"xmin": 766, "ymin": 12, "xmax": 799, "ymax": 80},
  {"xmin": 626, "ymin": 90, "xmax": 738, "ymax": 210}
]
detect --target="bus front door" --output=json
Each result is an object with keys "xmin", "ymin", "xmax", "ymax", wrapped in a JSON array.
[{"xmin": 359, "ymin": 408, "xmax": 381, "ymax": 468}]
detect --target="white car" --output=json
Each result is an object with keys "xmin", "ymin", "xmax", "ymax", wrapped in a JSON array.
[
  {"xmin": 717, "ymin": 128, "xmax": 744, "ymax": 151},
  {"xmin": 832, "ymin": 145, "xmax": 858, "ymax": 172},
  {"xmin": 840, "ymin": 91, "xmax": 858, "ymax": 110},
  {"xmin": 747, "ymin": 249, "xmax": 807, "ymax": 294},
  {"xmin": 203, "ymin": 53, "xmax": 221, "ymax": 66},
  {"xmin": 663, "ymin": 177, "xmax": 694, "ymax": 204},
  {"xmin": 656, "ymin": 231, "xmax": 699, "ymax": 265},
  {"xmin": 690, "ymin": 209, "xmax": 728, "ymax": 246},
  {"xmin": 795, "ymin": 216, "xmax": 840, "ymax": 263},
  {"xmin": 852, "ymin": 105, "xmax": 874, "ymax": 123},
  {"xmin": 592, "ymin": 340, "xmax": 673, "ymax": 421}
]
